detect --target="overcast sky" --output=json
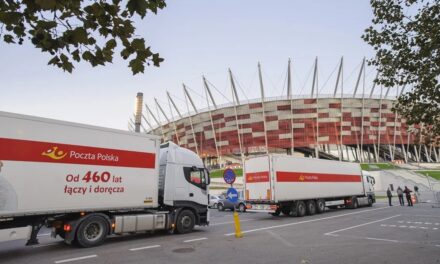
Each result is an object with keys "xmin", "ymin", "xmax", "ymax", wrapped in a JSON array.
[{"xmin": 0, "ymin": 0, "xmax": 377, "ymax": 130}]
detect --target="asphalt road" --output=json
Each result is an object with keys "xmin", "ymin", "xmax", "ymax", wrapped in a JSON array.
[{"xmin": 1, "ymin": 202, "xmax": 439, "ymax": 264}]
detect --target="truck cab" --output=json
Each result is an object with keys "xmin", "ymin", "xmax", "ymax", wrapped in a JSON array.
[{"xmin": 159, "ymin": 142, "xmax": 210, "ymax": 226}]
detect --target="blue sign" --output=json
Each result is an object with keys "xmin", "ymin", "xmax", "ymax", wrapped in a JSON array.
[
  {"xmin": 223, "ymin": 168, "xmax": 236, "ymax": 184},
  {"xmin": 226, "ymin": 188, "xmax": 239, "ymax": 203}
]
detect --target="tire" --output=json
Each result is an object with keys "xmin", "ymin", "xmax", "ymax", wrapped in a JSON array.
[
  {"xmin": 296, "ymin": 201, "xmax": 306, "ymax": 217},
  {"xmin": 212, "ymin": 203, "xmax": 218, "ymax": 209},
  {"xmin": 306, "ymin": 200, "xmax": 316, "ymax": 215},
  {"xmin": 367, "ymin": 197, "xmax": 373, "ymax": 207},
  {"xmin": 75, "ymin": 215, "xmax": 109, "ymax": 248},
  {"xmin": 217, "ymin": 203, "xmax": 225, "ymax": 211},
  {"xmin": 351, "ymin": 197, "xmax": 358, "ymax": 209},
  {"xmin": 175, "ymin": 210, "xmax": 195, "ymax": 234},
  {"xmin": 316, "ymin": 199, "xmax": 325, "ymax": 214},
  {"xmin": 238, "ymin": 203, "xmax": 246, "ymax": 212}
]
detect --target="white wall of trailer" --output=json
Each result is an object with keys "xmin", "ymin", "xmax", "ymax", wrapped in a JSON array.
[
  {"xmin": 244, "ymin": 154, "xmax": 366, "ymax": 202},
  {"xmin": 0, "ymin": 112, "xmax": 160, "ymax": 217},
  {"xmin": 244, "ymin": 156, "xmax": 271, "ymax": 200}
]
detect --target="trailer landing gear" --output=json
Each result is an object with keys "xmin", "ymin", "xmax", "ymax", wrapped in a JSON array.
[{"xmin": 26, "ymin": 222, "xmax": 44, "ymax": 246}]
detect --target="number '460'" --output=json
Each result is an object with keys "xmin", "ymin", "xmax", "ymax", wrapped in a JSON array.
[{"xmin": 82, "ymin": 171, "xmax": 111, "ymax": 183}]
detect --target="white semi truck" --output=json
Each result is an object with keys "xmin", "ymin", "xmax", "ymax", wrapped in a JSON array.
[
  {"xmin": 0, "ymin": 111, "xmax": 210, "ymax": 247},
  {"xmin": 244, "ymin": 155, "xmax": 375, "ymax": 216}
]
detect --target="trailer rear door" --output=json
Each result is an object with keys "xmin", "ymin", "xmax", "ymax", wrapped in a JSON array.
[{"xmin": 244, "ymin": 155, "xmax": 272, "ymax": 201}]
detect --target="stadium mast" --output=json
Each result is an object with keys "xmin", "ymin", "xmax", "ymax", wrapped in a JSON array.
[
  {"xmin": 203, "ymin": 76, "xmax": 221, "ymax": 164},
  {"xmin": 258, "ymin": 62, "xmax": 269, "ymax": 154},
  {"xmin": 183, "ymin": 83, "xmax": 199, "ymax": 155}
]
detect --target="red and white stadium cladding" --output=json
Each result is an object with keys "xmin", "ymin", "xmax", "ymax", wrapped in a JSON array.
[{"xmin": 149, "ymin": 97, "xmax": 413, "ymax": 157}]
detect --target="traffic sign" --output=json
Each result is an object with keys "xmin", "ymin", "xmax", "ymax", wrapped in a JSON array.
[
  {"xmin": 226, "ymin": 188, "xmax": 239, "ymax": 203},
  {"xmin": 223, "ymin": 168, "xmax": 236, "ymax": 184}
]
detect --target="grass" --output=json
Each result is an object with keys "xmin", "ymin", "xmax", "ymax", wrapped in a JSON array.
[
  {"xmin": 416, "ymin": 170, "xmax": 440, "ymax": 181},
  {"xmin": 209, "ymin": 168, "xmax": 243, "ymax": 178},
  {"xmin": 360, "ymin": 163, "xmax": 397, "ymax": 171}
]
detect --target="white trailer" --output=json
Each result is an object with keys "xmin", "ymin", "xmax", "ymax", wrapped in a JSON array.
[
  {"xmin": 244, "ymin": 155, "xmax": 375, "ymax": 216},
  {"xmin": 0, "ymin": 111, "xmax": 210, "ymax": 247}
]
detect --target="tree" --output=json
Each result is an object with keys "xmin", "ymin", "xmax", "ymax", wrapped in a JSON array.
[
  {"xmin": 0, "ymin": 0, "xmax": 165, "ymax": 74},
  {"xmin": 362, "ymin": 0, "xmax": 440, "ymax": 136}
]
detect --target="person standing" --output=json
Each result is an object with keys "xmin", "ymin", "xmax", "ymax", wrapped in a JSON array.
[
  {"xmin": 386, "ymin": 187, "xmax": 393, "ymax": 206},
  {"xmin": 397, "ymin": 186, "xmax": 404, "ymax": 206},
  {"xmin": 403, "ymin": 186, "xmax": 413, "ymax": 206}
]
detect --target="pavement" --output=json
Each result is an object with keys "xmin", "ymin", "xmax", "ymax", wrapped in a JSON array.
[{"xmin": 1, "ymin": 202, "xmax": 440, "ymax": 264}]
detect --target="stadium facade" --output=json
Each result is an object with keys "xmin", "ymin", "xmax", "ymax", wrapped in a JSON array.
[{"xmin": 134, "ymin": 59, "xmax": 440, "ymax": 166}]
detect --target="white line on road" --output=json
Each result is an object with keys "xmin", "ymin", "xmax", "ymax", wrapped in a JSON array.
[
  {"xmin": 129, "ymin": 245, "xmax": 161, "ymax": 251},
  {"xmin": 37, "ymin": 233, "xmax": 51, "ymax": 237},
  {"xmin": 210, "ymin": 219, "xmax": 256, "ymax": 226},
  {"xmin": 183, "ymin": 237, "xmax": 208, "ymax": 243},
  {"xmin": 224, "ymin": 206, "xmax": 391, "ymax": 236},
  {"xmin": 54, "ymin": 255, "xmax": 97, "ymax": 264},
  {"xmin": 366, "ymin": 237, "xmax": 399, "ymax": 243},
  {"xmin": 325, "ymin": 215, "xmax": 400, "ymax": 236}
]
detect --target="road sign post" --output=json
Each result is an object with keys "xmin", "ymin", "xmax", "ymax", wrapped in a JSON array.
[{"xmin": 226, "ymin": 186, "xmax": 243, "ymax": 238}]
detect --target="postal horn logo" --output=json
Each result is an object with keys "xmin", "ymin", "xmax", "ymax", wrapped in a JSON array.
[
  {"xmin": 299, "ymin": 174, "xmax": 305, "ymax": 181},
  {"xmin": 42, "ymin": 146, "xmax": 67, "ymax": 160}
]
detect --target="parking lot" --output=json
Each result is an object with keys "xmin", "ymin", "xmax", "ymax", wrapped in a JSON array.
[{"xmin": 1, "ymin": 202, "xmax": 439, "ymax": 264}]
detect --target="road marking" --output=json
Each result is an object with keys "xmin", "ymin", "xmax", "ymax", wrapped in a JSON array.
[
  {"xmin": 32, "ymin": 242, "xmax": 59, "ymax": 248},
  {"xmin": 54, "ymin": 255, "xmax": 97, "ymax": 263},
  {"xmin": 325, "ymin": 215, "xmax": 400, "ymax": 236},
  {"xmin": 129, "ymin": 245, "xmax": 161, "ymax": 251},
  {"xmin": 224, "ymin": 206, "xmax": 391, "ymax": 236},
  {"xmin": 366, "ymin": 237, "xmax": 399, "ymax": 243},
  {"xmin": 183, "ymin": 237, "xmax": 208, "ymax": 243},
  {"xmin": 210, "ymin": 219, "xmax": 256, "ymax": 226},
  {"xmin": 37, "ymin": 233, "xmax": 51, "ymax": 237}
]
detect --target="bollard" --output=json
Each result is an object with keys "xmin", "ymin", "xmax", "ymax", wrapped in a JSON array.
[{"xmin": 233, "ymin": 211, "xmax": 243, "ymax": 238}]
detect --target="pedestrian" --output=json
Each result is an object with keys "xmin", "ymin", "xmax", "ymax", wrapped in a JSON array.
[
  {"xmin": 386, "ymin": 187, "xmax": 393, "ymax": 206},
  {"xmin": 414, "ymin": 185, "xmax": 419, "ymax": 195},
  {"xmin": 397, "ymin": 186, "xmax": 404, "ymax": 206},
  {"xmin": 403, "ymin": 186, "xmax": 413, "ymax": 206}
]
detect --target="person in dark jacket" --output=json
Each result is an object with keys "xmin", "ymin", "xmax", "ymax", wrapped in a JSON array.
[
  {"xmin": 403, "ymin": 186, "xmax": 413, "ymax": 206},
  {"xmin": 397, "ymin": 186, "xmax": 404, "ymax": 206},
  {"xmin": 386, "ymin": 187, "xmax": 393, "ymax": 206}
]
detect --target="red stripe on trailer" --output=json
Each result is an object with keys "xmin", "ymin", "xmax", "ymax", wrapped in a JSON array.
[
  {"xmin": 276, "ymin": 171, "xmax": 361, "ymax": 182},
  {"xmin": 0, "ymin": 137, "xmax": 156, "ymax": 169},
  {"xmin": 246, "ymin": 171, "xmax": 270, "ymax": 183}
]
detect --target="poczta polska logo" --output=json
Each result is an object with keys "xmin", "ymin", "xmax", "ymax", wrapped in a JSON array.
[{"xmin": 42, "ymin": 146, "xmax": 67, "ymax": 160}]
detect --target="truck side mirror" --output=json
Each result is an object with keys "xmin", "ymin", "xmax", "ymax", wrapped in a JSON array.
[{"xmin": 205, "ymin": 169, "xmax": 210, "ymax": 185}]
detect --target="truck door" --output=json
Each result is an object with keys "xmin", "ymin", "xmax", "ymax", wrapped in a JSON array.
[
  {"xmin": 244, "ymin": 156, "xmax": 272, "ymax": 201},
  {"xmin": 183, "ymin": 166, "xmax": 209, "ymax": 206}
]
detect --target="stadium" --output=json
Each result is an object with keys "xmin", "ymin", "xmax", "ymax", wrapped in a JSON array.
[{"xmin": 132, "ymin": 59, "xmax": 440, "ymax": 168}]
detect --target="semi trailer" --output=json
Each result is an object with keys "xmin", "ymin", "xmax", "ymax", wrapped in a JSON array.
[
  {"xmin": 0, "ymin": 111, "xmax": 210, "ymax": 247},
  {"xmin": 244, "ymin": 155, "xmax": 375, "ymax": 216}
]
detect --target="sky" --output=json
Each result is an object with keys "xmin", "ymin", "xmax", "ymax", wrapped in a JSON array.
[{"xmin": 0, "ymin": 0, "xmax": 377, "ymax": 130}]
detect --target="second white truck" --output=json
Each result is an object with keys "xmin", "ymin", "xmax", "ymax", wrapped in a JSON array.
[{"xmin": 244, "ymin": 155, "xmax": 375, "ymax": 216}]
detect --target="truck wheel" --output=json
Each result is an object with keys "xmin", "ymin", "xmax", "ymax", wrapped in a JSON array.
[
  {"xmin": 316, "ymin": 199, "xmax": 325, "ymax": 214},
  {"xmin": 296, "ymin": 201, "xmax": 306, "ymax": 217},
  {"xmin": 351, "ymin": 197, "xmax": 358, "ymax": 209},
  {"xmin": 217, "ymin": 203, "xmax": 225, "ymax": 211},
  {"xmin": 238, "ymin": 203, "xmax": 246, "ymax": 212},
  {"xmin": 175, "ymin": 210, "xmax": 195, "ymax": 234},
  {"xmin": 367, "ymin": 197, "xmax": 373, "ymax": 207},
  {"xmin": 306, "ymin": 200, "xmax": 316, "ymax": 215},
  {"xmin": 75, "ymin": 215, "xmax": 109, "ymax": 248}
]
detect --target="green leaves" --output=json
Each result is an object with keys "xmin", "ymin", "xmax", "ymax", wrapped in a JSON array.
[
  {"xmin": 364, "ymin": 0, "xmax": 440, "ymax": 136},
  {"xmin": 0, "ymin": 0, "xmax": 166, "ymax": 75}
]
